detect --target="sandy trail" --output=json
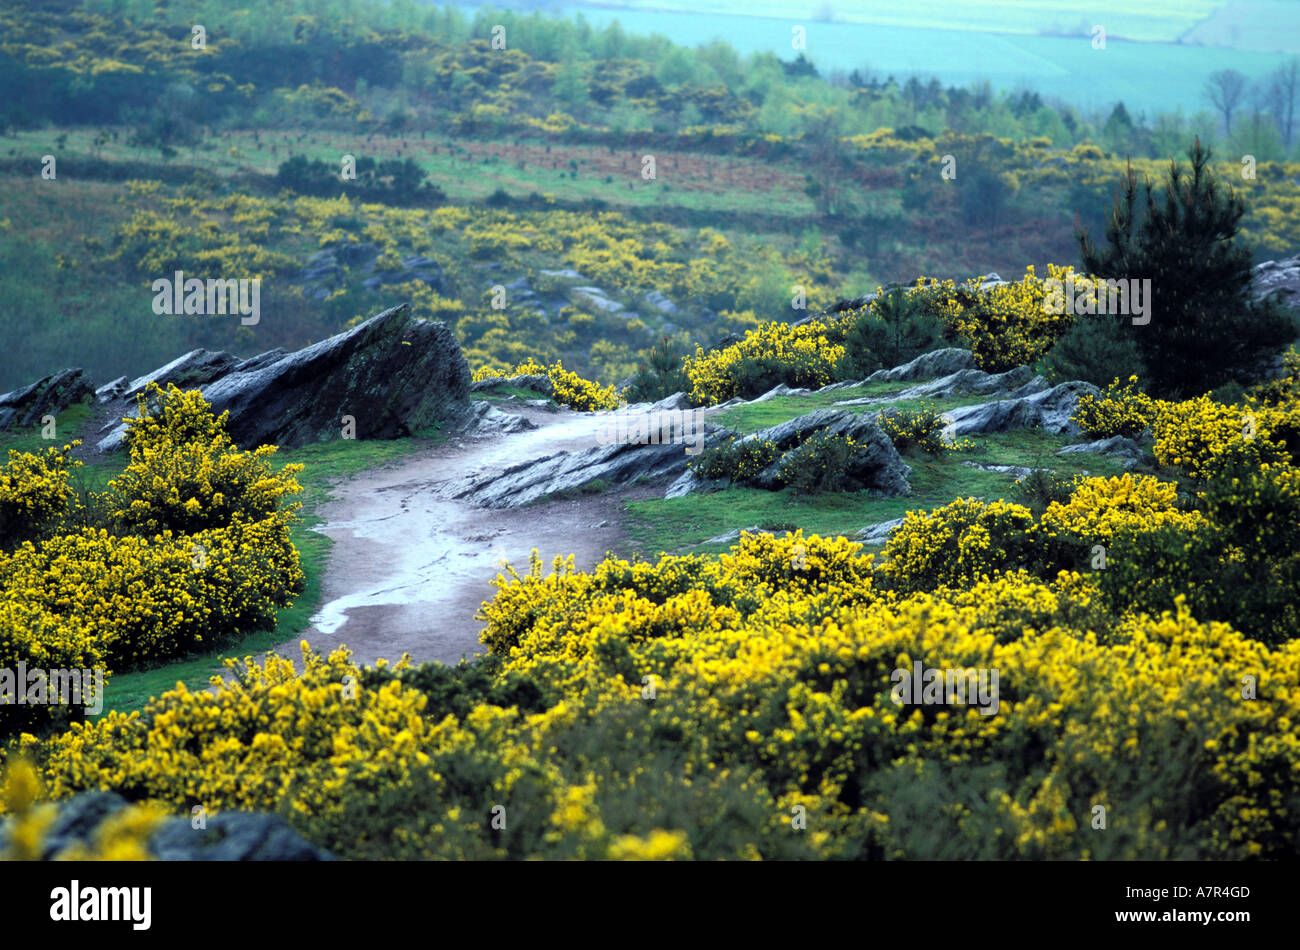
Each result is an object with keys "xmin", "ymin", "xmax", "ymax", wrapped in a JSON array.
[{"xmin": 270, "ymin": 405, "xmax": 636, "ymax": 668}]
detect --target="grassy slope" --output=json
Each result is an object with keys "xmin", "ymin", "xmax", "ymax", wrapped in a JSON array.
[{"xmin": 626, "ymin": 387, "xmax": 1128, "ymax": 557}]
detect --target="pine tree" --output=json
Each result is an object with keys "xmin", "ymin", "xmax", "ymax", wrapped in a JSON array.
[{"xmin": 1077, "ymin": 139, "xmax": 1292, "ymax": 396}]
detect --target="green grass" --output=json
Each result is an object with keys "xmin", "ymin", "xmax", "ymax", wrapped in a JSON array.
[
  {"xmin": 713, "ymin": 381, "xmax": 996, "ymax": 434},
  {"xmin": 0, "ymin": 403, "xmax": 93, "ymax": 456},
  {"xmin": 93, "ymin": 430, "xmax": 445, "ymax": 717},
  {"xmin": 625, "ymin": 426, "xmax": 1131, "ymax": 557}
]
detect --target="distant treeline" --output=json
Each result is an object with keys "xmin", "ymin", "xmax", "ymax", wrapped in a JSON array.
[{"xmin": 0, "ymin": 0, "xmax": 1291, "ymax": 163}]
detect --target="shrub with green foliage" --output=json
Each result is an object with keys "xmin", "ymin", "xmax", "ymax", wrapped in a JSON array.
[
  {"xmin": 688, "ymin": 437, "xmax": 780, "ymax": 483},
  {"xmin": 878, "ymin": 402, "xmax": 949, "ymax": 455},
  {"xmin": 776, "ymin": 432, "xmax": 859, "ymax": 495}
]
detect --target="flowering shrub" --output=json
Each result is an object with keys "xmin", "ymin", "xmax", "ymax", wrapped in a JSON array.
[
  {"xmin": 15, "ymin": 544, "xmax": 1299, "ymax": 859},
  {"xmin": 878, "ymin": 402, "xmax": 950, "ymax": 455},
  {"xmin": 1072, "ymin": 376, "xmax": 1161, "ymax": 439},
  {"xmin": 929, "ymin": 265, "xmax": 1083, "ymax": 372},
  {"xmin": 684, "ymin": 322, "xmax": 845, "ymax": 405},
  {"xmin": 1151, "ymin": 395, "xmax": 1293, "ymax": 479},
  {"xmin": 880, "ymin": 497, "xmax": 1043, "ymax": 593},
  {"xmin": 688, "ymin": 437, "xmax": 780, "ymax": 483},
  {"xmin": 112, "ymin": 384, "xmax": 303, "ymax": 535},
  {"xmin": 0, "ymin": 445, "xmax": 79, "ymax": 550},
  {"xmin": 0, "ymin": 760, "xmax": 165, "ymax": 861},
  {"xmin": 0, "ymin": 387, "xmax": 303, "ymax": 700},
  {"xmin": 1039, "ymin": 474, "xmax": 1203, "ymax": 547},
  {"xmin": 1, "ymin": 517, "xmax": 302, "ymax": 668},
  {"xmin": 472, "ymin": 359, "xmax": 619, "ymax": 412}
]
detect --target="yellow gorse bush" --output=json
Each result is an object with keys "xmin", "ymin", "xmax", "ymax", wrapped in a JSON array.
[
  {"xmin": 471, "ymin": 358, "xmax": 619, "ymax": 411},
  {"xmin": 684, "ymin": 321, "xmax": 845, "ymax": 405},
  {"xmin": 1072, "ymin": 376, "xmax": 1161, "ymax": 440},
  {"xmin": 0, "ymin": 444, "xmax": 80, "ymax": 549},
  {"xmin": 15, "ymin": 532, "xmax": 1298, "ymax": 859},
  {"xmin": 1040, "ymin": 473, "xmax": 1204, "ymax": 545}
]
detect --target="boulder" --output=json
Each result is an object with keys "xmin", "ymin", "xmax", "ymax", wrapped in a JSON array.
[
  {"xmin": 1057, "ymin": 435, "xmax": 1148, "ymax": 469},
  {"xmin": 0, "ymin": 791, "xmax": 332, "ymax": 861},
  {"xmin": 643, "ymin": 290, "xmax": 680, "ymax": 315},
  {"xmin": 149, "ymin": 811, "xmax": 333, "ymax": 861},
  {"xmin": 1252, "ymin": 254, "xmax": 1300, "ymax": 306},
  {"xmin": 743, "ymin": 409, "xmax": 911, "ymax": 495},
  {"xmin": 842, "ymin": 365, "xmax": 1039, "ymax": 406},
  {"xmin": 0, "ymin": 368, "xmax": 94, "ymax": 429},
  {"xmin": 94, "ymin": 375, "xmax": 129, "ymax": 404},
  {"xmin": 855, "ymin": 517, "xmax": 906, "ymax": 544},
  {"xmin": 942, "ymin": 380, "xmax": 1100, "ymax": 438},
  {"xmin": 865, "ymin": 348, "xmax": 977, "ymax": 383},
  {"xmin": 453, "ymin": 435, "xmax": 710, "ymax": 509},
  {"xmin": 470, "ymin": 374, "xmax": 554, "ymax": 397},
  {"xmin": 569, "ymin": 286, "xmax": 624, "ymax": 313},
  {"xmin": 98, "ymin": 304, "xmax": 471, "ymax": 451},
  {"xmin": 459, "ymin": 401, "xmax": 535, "ymax": 437},
  {"xmin": 120, "ymin": 348, "xmax": 240, "ymax": 400}
]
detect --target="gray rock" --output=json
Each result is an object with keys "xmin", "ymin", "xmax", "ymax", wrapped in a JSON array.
[
  {"xmin": 750, "ymin": 383, "xmax": 813, "ymax": 403},
  {"xmin": 1058, "ymin": 435, "xmax": 1148, "ymax": 469},
  {"xmin": 941, "ymin": 380, "xmax": 1100, "ymax": 438},
  {"xmin": 855, "ymin": 517, "xmax": 906, "ymax": 544},
  {"xmin": 469, "ymin": 374, "xmax": 554, "ymax": 397},
  {"xmin": 745, "ymin": 409, "xmax": 911, "ymax": 495},
  {"xmin": 99, "ymin": 304, "xmax": 471, "ymax": 451},
  {"xmin": 1252, "ymin": 254, "xmax": 1300, "ymax": 305},
  {"xmin": 644, "ymin": 290, "xmax": 680, "ymax": 315},
  {"xmin": 569, "ymin": 286, "xmax": 624, "ymax": 313},
  {"xmin": 454, "ymin": 435, "xmax": 712, "ymax": 509},
  {"xmin": 460, "ymin": 401, "xmax": 535, "ymax": 437},
  {"xmin": 120, "ymin": 349, "xmax": 240, "ymax": 401},
  {"xmin": 0, "ymin": 791, "xmax": 332, "ymax": 861},
  {"xmin": 0, "ymin": 368, "xmax": 94, "ymax": 430},
  {"xmin": 149, "ymin": 812, "xmax": 333, "ymax": 861},
  {"xmin": 538, "ymin": 268, "xmax": 587, "ymax": 281},
  {"xmin": 842, "ymin": 365, "xmax": 1038, "ymax": 406},
  {"xmin": 233, "ymin": 348, "xmax": 288, "ymax": 374},
  {"xmin": 94, "ymin": 375, "xmax": 129, "ymax": 404},
  {"xmin": 705, "ymin": 525, "xmax": 764, "ymax": 545},
  {"xmin": 663, "ymin": 468, "xmax": 729, "ymax": 499},
  {"xmin": 865, "ymin": 348, "xmax": 977, "ymax": 383},
  {"xmin": 963, "ymin": 461, "xmax": 1035, "ymax": 479}
]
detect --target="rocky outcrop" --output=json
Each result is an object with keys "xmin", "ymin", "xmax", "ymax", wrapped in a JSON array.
[
  {"xmin": 121, "ymin": 349, "xmax": 239, "ymax": 399},
  {"xmin": 1252, "ymin": 254, "xmax": 1300, "ymax": 306},
  {"xmin": 470, "ymin": 373, "xmax": 554, "ymax": 397},
  {"xmin": 291, "ymin": 242, "xmax": 446, "ymax": 300},
  {"xmin": 453, "ymin": 436, "xmax": 712, "ymax": 508},
  {"xmin": 835, "ymin": 365, "xmax": 1041, "ymax": 407},
  {"xmin": 0, "ymin": 791, "xmax": 332, "ymax": 861},
  {"xmin": 864, "ymin": 348, "xmax": 977, "ymax": 383},
  {"xmin": 743, "ymin": 409, "xmax": 911, "ymax": 494},
  {"xmin": 0, "ymin": 368, "xmax": 94, "ymax": 430},
  {"xmin": 98, "ymin": 304, "xmax": 472, "ymax": 451},
  {"xmin": 1057, "ymin": 435, "xmax": 1149, "ymax": 469},
  {"xmin": 941, "ymin": 381, "xmax": 1100, "ymax": 438},
  {"xmin": 855, "ymin": 516, "xmax": 906, "ymax": 544}
]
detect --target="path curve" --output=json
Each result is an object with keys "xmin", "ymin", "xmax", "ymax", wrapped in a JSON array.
[{"xmin": 272, "ymin": 405, "xmax": 635, "ymax": 668}]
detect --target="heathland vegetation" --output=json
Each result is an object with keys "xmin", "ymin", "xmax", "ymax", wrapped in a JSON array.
[{"xmin": 1, "ymin": 1, "xmax": 1299, "ymax": 861}]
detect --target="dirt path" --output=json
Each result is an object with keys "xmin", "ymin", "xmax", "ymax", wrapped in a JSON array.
[{"xmin": 271, "ymin": 405, "xmax": 640, "ymax": 668}]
